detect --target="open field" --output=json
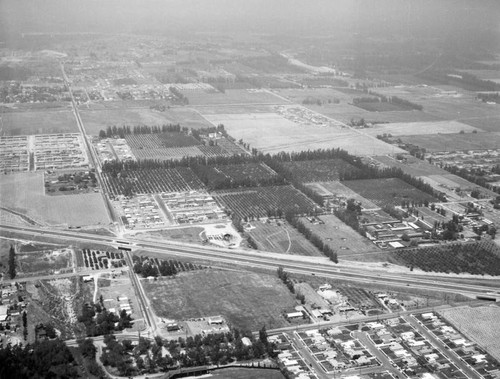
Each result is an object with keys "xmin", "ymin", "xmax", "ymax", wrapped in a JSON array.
[
  {"xmin": 212, "ymin": 185, "xmax": 317, "ymax": 219},
  {"xmin": 439, "ymin": 306, "xmax": 500, "ymax": 361},
  {"xmin": 0, "ymin": 172, "xmax": 110, "ymax": 226},
  {"xmin": 299, "ymin": 215, "xmax": 375, "ymax": 257},
  {"xmin": 362, "ymin": 120, "xmax": 480, "ymax": 137},
  {"xmin": 343, "ymin": 178, "xmax": 437, "ymax": 207},
  {"xmin": 281, "ymin": 159, "xmax": 360, "ymax": 182},
  {"xmin": 204, "ymin": 113, "xmax": 403, "ymax": 156},
  {"xmin": 372, "ymin": 155, "xmax": 448, "ymax": 176},
  {"xmin": 305, "ymin": 181, "xmax": 380, "ymax": 210},
  {"xmin": 17, "ymin": 248, "xmax": 73, "ymax": 277},
  {"xmin": 419, "ymin": 174, "xmax": 497, "ymax": 199},
  {"xmin": 397, "ymin": 132, "xmax": 500, "ymax": 152},
  {"xmin": 131, "ymin": 226, "xmax": 205, "ymax": 244},
  {"xmin": 246, "ymin": 219, "xmax": 321, "ymax": 256},
  {"xmin": 207, "ymin": 368, "xmax": 285, "ymax": 379},
  {"xmin": 80, "ymin": 106, "xmax": 213, "ymax": 135},
  {"xmin": 353, "ymin": 101, "xmax": 417, "ymax": 112},
  {"xmin": 179, "ymin": 89, "xmax": 284, "ymax": 106},
  {"xmin": 142, "ymin": 269, "xmax": 299, "ymax": 330},
  {"xmin": 0, "ymin": 109, "xmax": 78, "ymax": 135}
]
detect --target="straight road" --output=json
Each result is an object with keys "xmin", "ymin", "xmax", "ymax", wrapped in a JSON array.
[{"xmin": 403, "ymin": 315, "xmax": 482, "ymax": 379}]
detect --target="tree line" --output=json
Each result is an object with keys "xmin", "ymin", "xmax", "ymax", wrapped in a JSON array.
[{"xmin": 98, "ymin": 123, "xmax": 183, "ymax": 139}]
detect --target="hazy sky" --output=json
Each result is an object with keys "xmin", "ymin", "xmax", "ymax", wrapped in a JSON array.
[{"xmin": 1, "ymin": 0, "xmax": 499, "ymax": 46}]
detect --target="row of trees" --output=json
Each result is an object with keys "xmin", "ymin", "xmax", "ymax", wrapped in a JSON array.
[
  {"xmin": 98, "ymin": 123, "xmax": 183, "ymax": 139},
  {"xmin": 100, "ymin": 328, "xmax": 277, "ymax": 376},
  {"xmin": 133, "ymin": 258, "xmax": 179, "ymax": 278},
  {"xmin": 284, "ymin": 214, "xmax": 339, "ymax": 263}
]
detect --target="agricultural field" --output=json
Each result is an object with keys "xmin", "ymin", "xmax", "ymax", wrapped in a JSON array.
[
  {"xmin": 203, "ymin": 113, "xmax": 402, "ymax": 156},
  {"xmin": 0, "ymin": 109, "xmax": 78, "ymax": 135},
  {"xmin": 305, "ymin": 181, "xmax": 379, "ymax": 210},
  {"xmin": 79, "ymin": 249, "xmax": 126, "ymax": 271},
  {"xmin": 200, "ymin": 162, "xmax": 277, "ymax": 188},
  {"xmin": 246, "ymin": 219, "xmax": 322, "ymax": 256},
  {"xmin": 16, "ymin": 248, "xmax": 74, "ymax": 277},
  {"xmin": 281, "ymin": 159, "xmax": 360, "ymax": 182},
  {"xmin": 362, "ymin": 120, "xmax": 480, "ymax": 137},
  {"xmin": 212, "ymin": 185, "xmax": 317, "ymax": 219},
  {"xmin": 102, "ymin": 167, "xmax": 205, "ymax": 196},
  {"xmin": 342, "ymin": 178, "xmax": 437, "ymax": 208},
  {"xmin": 298, "ymin": 215, "xmax": 375, "ymax": 257},
  {"xmin": 372, "ymin": 155, "xmax": 448, "ymax": 177},
  {"xmin": 0, "ymin": 172, "xmax": 110, "ymax": 226},
  {"xmin": 439, "ymin": 306, "xmax": 500, "ymax": 361},
  {"xmin": 396, "ymin": 132, "xmax": 500, "ymax": 152},
  {"xmin": 183, "ymin": 89, "xmax": 284, "ymax": 106},
  {"xmin": 125, "ymin": 132, "xmax": 201, "ymax": 149},
  {"xmin": 79, "ymin": 106, "xmax": 213, "ymax": 135},
  {"xmin": 25, "ymin": 277, "xmax": 93, "ymax": 339},
  {"xmin": 142, "ymin": 269, "xmax": 300, "ymax": 330},
  {"xmin": 353, "ymin": 101, "xmax": 418, "ymax": 112},
  {"xmin": 389, "ymin": 241, "xmax": 500, "ymax": 275}
]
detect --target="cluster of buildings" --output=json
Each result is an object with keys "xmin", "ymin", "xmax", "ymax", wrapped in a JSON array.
[
  {"xmin": 270, "ymin": 334, "xmax": 316, "ymax": 379},
  {"xmin": 0, "ymin": 136, "xmax": 30, "ymax": 172},
  {"xmin": 94, "ymin": 138, "xmax": 136, "ymax": 164},
  {"xmin": 274, "ymin": 105, "xmax": 344, "ymax": 128},
  {"xmin": 416, "ymin": 312, "xmax": 500, "ymax": 378},
  {"xmin": 115, "ymin": 195, "xmax": 167, "ymax": 229},
  {"xmin": 160, "ymin": 190, "xmax": 227, "ymax": 225}
]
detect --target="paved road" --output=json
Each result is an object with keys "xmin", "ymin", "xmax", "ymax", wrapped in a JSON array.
[
  {"xmin": 353, "ymin": 330, "xmax": 404, "ymax": 379},
  {"xmin": 1, "ymin": 223, "xmax": 499, "ymax": 298},
  {"xmin": 403, "ymin": 315, "xmax": 482, "ymax": 379}
]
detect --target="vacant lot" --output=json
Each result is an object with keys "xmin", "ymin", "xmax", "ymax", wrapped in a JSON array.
[
  {"xmin": 363, "ymin": 120, "xmax": 480, "ymax": 137},
  {"xmin": 439, "ymin": 306, "xmax": 500, "ymax": 360},
  {"xmin": 305, "ymin": 181, "xmax": 379, "ymax": 210},
  {"xmin": 80, "ymin": 107, "xmax": 213, "ymax": 135},
  {"xmin": 0, "ymin": 172, "xmax": 110, "ymax": 226},
  {"xmin": 204, "ymin": 113, "xmax": 402, "ymax": 156},
  {"xmin": 208, "ymin": 368, "xmax": 285, "ymax": 379},
  {"xmin": 299, "ymin": 215, "xmax": 375, "ymax": 257},
  {"xmin": 343, "ymin": 178, "xmax": 437, "ymax": 207},
  {"xmin": 247, "ymin": 220, "xmax": 321, "ymax": 256},
  {"xmin": 0, "ymin": 109, "xmax": 78, "ymax": 135},
  {"xmin": 143, "ymin": 269, "xmax": 298, "ymax": 330},
  {"xmin": 17, "ymin": 249, "xmax": 73, "ymax": 277},
  {"xmin": 132, "ymin": 226, "xmax": 205, "ymax": 244},
  {"xmin": 397, "ymin": 132, "xmax": 500, "ymax": 152}
]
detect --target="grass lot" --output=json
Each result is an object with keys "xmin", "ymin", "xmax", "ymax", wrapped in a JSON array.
[
  {"xmin": 372, "ymin": 155, "xmax": 448, "ymax": 177},
  {"xmin": 343, "ymin": 178, "xmax": 437, "ymax": 208},
  {"xmin": 207, "ymin": 368, "xmax": 285, "ymax": 379},
  {"xmin": 305, "ymin": 181, "xmax": 379, "ymax": 210},
  {"xmin": 80, "ymin": 106, "xmax": 213, "ymax": 135},
  {"xmin": 397, "ymin": 132, "xmax": 500, "ymax": 152},
  {"xmin": 0, "ymin": 172, "xmax": 110, "ymax": 226},
  {"xmin": 204, "ymin": 113, "xmax": 402, "ymax": 156},
  {"xmin": 299, "ymin": 215, "xmax": 375, "ymax": 257},
  {"xmin": 439, "ymin": 306, "xmax": 500, "ymax": 361},
  {"xmin": 17, "ymin": 249, "xmax": 73, "ymax": 277},
  {"xmin": 363, "ymin": 120, "xmax": 480, "ymax": 137},
  {"xmin": 143, "ymin": 269, "xmax": 298, "ymax": 330},
  {"xmin": 131, "ymin": 226, "xmax": 205, "ymax": 244},
  {"xmin": 247, "ymin": 220, "xmax": 321, "ymax": 256},
  {"xmin": 353, "ymin": 101, "xmax": 417, "ymax": 112},
  {"xmin": 0, "ymin": 109, "xmax": 78, "ymax": 135}
]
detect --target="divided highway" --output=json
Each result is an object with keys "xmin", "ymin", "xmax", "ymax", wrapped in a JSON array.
[{"xmin": 1, "ymin": 223, "xmax": 499, "ymax": 299}]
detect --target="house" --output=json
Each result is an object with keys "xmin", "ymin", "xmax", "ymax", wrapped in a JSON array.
[
  {"xmin": 286, "ymin": 311, "xmax": 303, "ymax": 319},
  {"xmin": 166, "ymin": 323, "xmax": 180, "ymax": 332},
  {"xmin": 241, "ymin": 337, "xmax": 252, "ymax": 347},
  {"xmin": 208, "ymin": 316, "xmax": 224, "ymax": 325}
]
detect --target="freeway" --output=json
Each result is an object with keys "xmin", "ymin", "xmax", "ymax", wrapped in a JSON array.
[{"xmin": 1, "ymin": 223, "xmax": 499, "ymax": 298}]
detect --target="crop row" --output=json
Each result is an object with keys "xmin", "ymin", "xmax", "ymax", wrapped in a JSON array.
[
  {"xmin": 213, "ymin": 185, "xmax": 317, "ymax": 219},
  {"xmin": 82, "ymin": 249, "xmax": 125, "ymax": 270},
  {"xmin": 281, "ymin": 159, "xmax": 360, "ymax": 183},
  {"xmin": 102, "ymin": 167, "xmax": 205, "ymax": 196},
  {"xmin": 126, "ymin": 133, "xmax": 201, "ymax": 149}
]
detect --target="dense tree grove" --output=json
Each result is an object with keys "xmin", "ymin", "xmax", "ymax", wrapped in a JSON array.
[
  {"xmin": 78, "ymin": 300, "xmax": 133, "ymax": 337},
  {"xmin": 0, "ymin": 339, "xmax": 78, "ymax": 378},
  {"xmin": 417, "ymin": 70, "xmax": 500, "ymax": 91},
  {"xmin": 390, "ymin": 241, "xmax": 500, "ymax": 275},
  {"xmin": 8, "ymin": 245, "xmax": 16, "ymax": 279},
  {"xmin": 100, "ymin": 329, "xmax": 277, "ymax": 376}
]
